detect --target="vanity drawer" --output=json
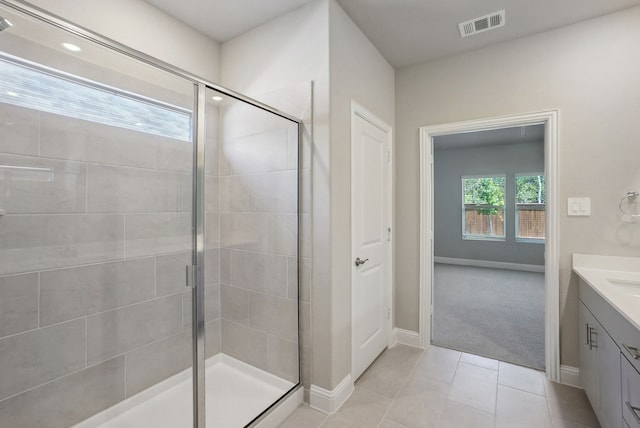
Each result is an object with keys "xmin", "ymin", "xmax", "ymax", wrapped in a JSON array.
[{"xmin": 622, "ymin": 354, "xmax": 640, "ymax": 428}]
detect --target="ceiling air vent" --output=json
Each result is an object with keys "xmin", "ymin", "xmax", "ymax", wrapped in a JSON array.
[{"xmin": 458, "ymin": 10, "xmax": 505, "ymax": 38}]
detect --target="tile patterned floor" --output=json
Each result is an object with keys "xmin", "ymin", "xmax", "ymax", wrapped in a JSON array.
[{"xmin": 278, "ymin": 345, "xmax": 600, "ymax": 428}]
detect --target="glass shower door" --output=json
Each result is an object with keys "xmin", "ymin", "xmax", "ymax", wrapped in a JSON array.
[
  {"xmin": 0, "ymin": 4, "xmax": 198, "ymax": 427},
  {"xmin": 202, "ymin": 87, "xmax": 300, "ymax": 427}
]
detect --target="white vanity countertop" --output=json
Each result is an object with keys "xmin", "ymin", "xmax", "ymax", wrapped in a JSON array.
[{"xmin": 573, "ymin": 254, "xmax": 640, "ymax": 331}]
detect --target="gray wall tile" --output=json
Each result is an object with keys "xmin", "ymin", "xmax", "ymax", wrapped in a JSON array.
[
  {"xmin": 206, "ymin": 318, "xmax": 221, "ymax": 358},
  {"xmin": 0, "ymin": 357, "xmax": 125, "ymax": 428},
  {"xmin": 267, "ymin": 213, "xmax": 298, "ymax": 257},
  {"xmin": 0, "ymin": 273, "xmax": 38, "ymax": 338},
  {"xmin": 248, "ymin": 292, "xmax": 298, "ymax": 343},
  {"xmin": 84, "ymin": 125, "xmax": 157, "ymax": 169},
  {"xmin": 220, "ymin": 129, "xmax": 289, "ymax": 175},
  {"xmin": 204, "ymin": 248, "xmax": 220, "ymax": 286},
  {"xmin": 40, "ymin": 112, "xmax": 87, "ymax": 161},
  {"xmin": 0, "ymin": 103, "xmax": 39, "ymax": 157},
  {"xmin": 267, "ymin": 335, "xmax": 299, "ymax": 383},
  {"xmin": 0, "ymin": 319, "xmax": 86, "ymax": 401},
  {"xmin": 204, "ymin": 137, "xmax": 219, "ymax": 176},
  {"xmin": 180, "ymin": 172, "xmax": 193, "ymax": 212},
  {"xmin": 87, "ymin": 294, "xmax": 182, "ymax": 365},
  {"xmin": 220, "ymin": 284, "xmax": 248, "ymax": 325},
  {"xmin": 156, "ymin": 251, "xmax": 191, "ymax": 297},
  {"xmin": 124, "ymin": 213, "xmax": 190, "ymax": 258},
  {"xmin": 40, "ymin": 257, "xmax": 156, "ymax": 326},
  {"xmin": 205, "ymin": 175, "xmax": 218, "ymax": 213},
  {"xmin": 206, "ymin": 284, "xmax": 221, "ymax": 322},
  {"xmin": 206, "ymin": 212, "xmax": 220, "ymax": 249},
  {"xmin": 125, "ymin": 330, "xmax": 191, "ymax": 397},
  {"xmin": 231, "ymin": 250, "xmax": 287, "ymax": 297},
  {"xmin": 87, "ymin": 164, "xmax": 181, "ymax": 213},
  {"xmin": 250, "ymin": 170, "xmax": 297, "ymax": 213},
  {"xmin": 221, "ymin": 320, "xmax": 266, "ymax": 371},
  {"xmin": 155, "ymin": 137, "xmax": 192, "ymax": 172},
  {"xmin": 220, "ymin": 248, "xmax": 231, "ymax": 285},
  {"xmin": 0, "ymin": 214, "xmax": 124, "ymax": 275},
  {"xmin": 0, "ymin": 154, "xmax": 86, "ymax": 214},
  {"xmin": 219, "ymin": 175, "xmax": 252, "ymax": 213}
]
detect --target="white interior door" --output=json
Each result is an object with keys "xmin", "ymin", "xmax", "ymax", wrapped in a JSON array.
[{"xmin": 351, "ymin": 104, "xmax": 392, "ymax": 381}]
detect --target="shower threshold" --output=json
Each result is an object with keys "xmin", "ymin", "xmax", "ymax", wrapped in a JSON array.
[{"xmin": 73, "ymin": 354, "xmax": 295, "ymax": 428}]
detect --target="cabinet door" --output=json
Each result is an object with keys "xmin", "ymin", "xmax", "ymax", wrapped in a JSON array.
[
  {"xmin": 622, "ymin": 355, "xmax": 640, "ymax": 428},
  {"xmin": 580, "ymin": 301, "xmax": 600, "ymax": 412},
  {"xmin": 597, "ymin": 324, "xmax": 622, "ymax": 428}
]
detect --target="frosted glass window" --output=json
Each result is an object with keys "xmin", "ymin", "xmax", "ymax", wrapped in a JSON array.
[{"xmin": 0, "ymin": 57, "xmax": 191, "ymax": 141}]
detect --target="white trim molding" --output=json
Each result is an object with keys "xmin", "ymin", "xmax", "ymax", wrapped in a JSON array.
[
  {"xmin": 309, "ymin": 375, "xmax": 354, "ymax": 414},
  {"xmin": 419, "ymin": 110, "xmax": 560, "ymax": 382},
  {"xmin": 434, "ymin": 257, "xmax": 545, "ymax": 273},
  {"xmin": 393, "ymin": 328, "xmax": 422, "ymax": 348},
  {"xmin": 560, "ymin": 365, "xmax": 581, "ymax": 389}
]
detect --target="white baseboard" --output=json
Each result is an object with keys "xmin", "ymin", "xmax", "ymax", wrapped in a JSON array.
[
  {"xmin": 434, "ymin": 257, "xmax": 545, "ymax": 273},
  {"xmin": 559, "ymin": 365, "xmax": 581, "ymax": 388},
  {"xmin": 393, "ymin": 328, "xmax": 422, "ymax": 348},
  {"xmin": 309, "ymin": 375, "xmax": 353, "ymax": 414}
]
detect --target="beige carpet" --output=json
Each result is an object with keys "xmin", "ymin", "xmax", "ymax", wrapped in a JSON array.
[{"xmin": 432, "ymin": 263, "xmax": 545, "ymax": 370}]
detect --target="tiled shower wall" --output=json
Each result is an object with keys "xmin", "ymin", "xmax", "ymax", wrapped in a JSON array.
[
  {"xmin": 0, "ymin": 35, "xmax": 304, "ymax": 428},
  {"xmin": 0, "ymin": 101, "xmax": 223, "ymax": 426},
  {"xmin": 216, "ymin": 99, "xmax": 301, "ymax": 384}
]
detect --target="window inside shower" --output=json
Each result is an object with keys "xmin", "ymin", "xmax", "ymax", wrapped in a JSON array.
[{"xmin": 0, "ymin": 4, "xmax": 300, "ymax": 428}]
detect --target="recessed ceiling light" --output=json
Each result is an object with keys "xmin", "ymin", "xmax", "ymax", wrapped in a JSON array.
[
  {"xmin": 62, "ymin": 42, "xmax": 82, "ymax": 52},
  {"xmin": 0, "ymin": 17, "xmax": 12, "ymax": 32},
  {"xmin": 6, "ymin": 91, "xmax": 18, "ymax": 97},
  {"xmin": 212, "ymin": 96, "xmax": 223, "ymax": 102}
]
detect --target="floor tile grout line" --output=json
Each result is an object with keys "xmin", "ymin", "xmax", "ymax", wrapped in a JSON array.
[
  {"xmin": 375, "ymin": 347, "xmax": 431, "ymax": 428},
  {"xmin": 438, "ymin": 349, "xmax": 466, "ymax": 428}
]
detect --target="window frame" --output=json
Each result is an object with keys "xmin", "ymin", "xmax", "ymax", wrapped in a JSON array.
[
  {"xmin": 515, "ymin": 172, "xmax": 546, "ymax": 243},
  {"xmin": 461, "ymin": 174, "xmax": 507, "ymax": 242}
]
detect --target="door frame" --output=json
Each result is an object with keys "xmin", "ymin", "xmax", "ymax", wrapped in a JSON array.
[
  {"xmin": 351, "ymin": 101, "xmax": 394, "ymax": 379},
  {"xmin": 418, "ymin": 110, "xmax": 560, "ymax": 381}
]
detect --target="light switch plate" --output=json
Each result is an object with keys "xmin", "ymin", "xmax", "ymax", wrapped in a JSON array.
[{"xmin": 568, "ymin": 197, "xmax": 591, "ymax": 216}]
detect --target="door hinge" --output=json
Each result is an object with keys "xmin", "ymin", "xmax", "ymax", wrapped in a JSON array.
[
  {"xmin": 387, "ymin": 227, "xmax": 391, "ymax": 242},
  {"xmin": 387, "ymin": 307, "xmax": 391, "ymax": 320}
]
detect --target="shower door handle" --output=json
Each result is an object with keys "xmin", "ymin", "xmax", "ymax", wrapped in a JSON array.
[{"xmin": 186, "ymin": 265, "xmax": 196, "ymax": 288}]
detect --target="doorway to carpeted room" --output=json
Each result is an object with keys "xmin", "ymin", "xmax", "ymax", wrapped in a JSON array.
[{"xmin": 432, "ymin": 263, "xmax": 545, "ymax": 370}]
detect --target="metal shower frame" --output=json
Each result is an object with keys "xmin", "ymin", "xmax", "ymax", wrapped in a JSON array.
[{"xmin": 0, "ymin": 1, "xmax": 303, "ymax": 427}]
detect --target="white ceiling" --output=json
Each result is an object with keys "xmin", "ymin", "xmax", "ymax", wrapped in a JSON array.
[
  {"xmin": 145, "ymin": 0, "xmax": 640, "ymax": 68},
  {"xmin": 144, "ymin": 0, "xmax": 315, "ymax": 43}
]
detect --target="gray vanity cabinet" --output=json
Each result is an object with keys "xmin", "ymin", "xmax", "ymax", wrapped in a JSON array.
[
  {"xmin": 579, "ymin": 301, "xmax": 600, "ymax": 411},
  {"xmin": 579, "ymin": 299, "xmax": 622, "ymax": 428},
  {"xmin": 578, "ymin": 279, "xmax": 628, "ymax": 428}
]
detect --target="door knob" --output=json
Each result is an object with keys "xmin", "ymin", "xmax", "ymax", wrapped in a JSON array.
[{"xmin": 355, "ymin": 257, "xmax": 369, "ymax": 267}]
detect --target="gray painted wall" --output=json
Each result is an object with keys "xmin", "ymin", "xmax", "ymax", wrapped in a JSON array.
[
  {"xmin": 434, "ymin": 140, "xmax": 545, "ymax": 266},
  {"xmin": 395, "ymin": 6, "xmax": 640, "ymax": 367}
]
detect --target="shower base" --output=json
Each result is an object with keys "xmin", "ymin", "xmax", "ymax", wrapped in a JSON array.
[{"xmin": 74, "ymin": 354, "xmax": 298, "ymax": 428}]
